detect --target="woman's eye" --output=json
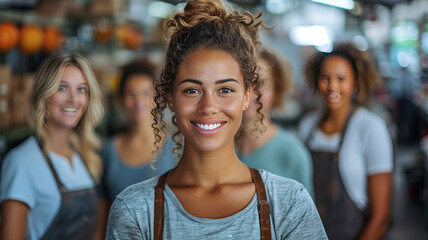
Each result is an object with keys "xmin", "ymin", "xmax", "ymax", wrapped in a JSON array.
[
  {"xmin": 319, "ymin": 76, "xmax": 329, "ymax": 81},
  {"xmin": 338, "ymin": 77, "xmax": 346, "ymax": 81},
  {"xmin": 78, "ymin": 87, "xmax": 88, "ymax": 94},
  {"xmin": 183, "ymin": 88, "xmax": 199, "ymax": 94},
  {"xmin": 58, "ymin": 86, "xmax": 67, "ymax": 92},
  {"xmin": 219, "ymin": 87, "xmax": 235, "ymax": 93}
]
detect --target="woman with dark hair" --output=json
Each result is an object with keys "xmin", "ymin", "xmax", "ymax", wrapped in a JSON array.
[
  {"xmin": 298, "ymin": 48, "xmax": 393, "ymax": 240},
  {"xmin": 106, "ymin": 0, "xmax": 326, "ymax": 239},
  {"xmin": 238, "ymin": 47, "xmax": 313, "ymax": 197},
  {"xmin": 96, "ymin": 58, "xmax": 176, "ymax": 238}
]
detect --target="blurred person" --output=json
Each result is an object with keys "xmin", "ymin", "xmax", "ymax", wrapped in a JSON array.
[
  {"xmin": 106, "ymin": 0, "xmax": 327, "ymax": 239},
  {"xmin": 0, "ymin": 53, "xmax": 104, "ymax": 240},
  {"xmin": 95, "ymin": 58, "xmax": 176, "ymax": 239},
  {"xmin": 298, "ymin": 47, "xmax": 393, "ymax": 240},
  {"xmin": 237, "ymin": 46, "xmax": 314, "ymax": 197}
]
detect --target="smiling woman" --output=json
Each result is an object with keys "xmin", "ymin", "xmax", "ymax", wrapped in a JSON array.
[
  {"xmin": 105, "ymin": 0, "xmax": 327, "ymax": 239},
  {"xmin": 299, "ymin": 48, "xmax": 393, "ymax": 239},
  {"xmin": 0, "ymin": 53, "xmax": 104, "ymax": 240}
]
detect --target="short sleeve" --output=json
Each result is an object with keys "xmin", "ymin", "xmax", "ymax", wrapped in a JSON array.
[
  {"xmin": 364, "ymin": 118, "xmax": 393, "ymax": 175},
  {"xmin": 283, "ymin": 186, "xmax": 327, "ymax": 239},
  {"xmin": 106, "ymin": 197, "xmax": 145, "ymax": 240},
  {"xmin": 0, "ymin": 151, "xmax": 37, "ymax": 208}
]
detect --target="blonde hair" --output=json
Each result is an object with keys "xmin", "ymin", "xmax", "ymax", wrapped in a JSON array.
[
  {"xmin": 152, "ymin": 0, "xmax": 267, "ymax": 160},
  {"xmin": 29, "ymin": 53, "xmax": 104, "ymax": 180}
]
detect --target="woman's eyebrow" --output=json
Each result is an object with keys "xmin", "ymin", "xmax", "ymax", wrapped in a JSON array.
[{"xmin": 178, "ymin": 78, "xmax": 239, "ymax": 85}]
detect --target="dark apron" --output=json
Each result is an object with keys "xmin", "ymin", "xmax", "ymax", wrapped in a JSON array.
[
  {"xmin": 305, "ymin": 108, "xmax": 367, "ymax": 240},
  {"xmin": 38, "ymin": 140, "xmax": 97, "ymax": 240},
  {"xmin": 153, "ymin": 168, "xmax": 272, "ymax": 240}
]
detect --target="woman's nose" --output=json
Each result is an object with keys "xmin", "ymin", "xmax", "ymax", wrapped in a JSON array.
[
  {"xmin": 197, "ymin": 92, "xmax": 219, "ymax": 115},
  {"xmin": 328, "ymin": 79, "xmax": 338, "ymax": 91}
]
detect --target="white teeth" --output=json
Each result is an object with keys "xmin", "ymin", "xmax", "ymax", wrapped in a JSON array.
[
  {"xmin": 63, "ymin": 107, "xmax": 77, "ymax": 112},
  {"xmin": 195, "ymin": 122, "xmax": 221, "ymax": 130},
  {"xmin": 327, "ymin": 92, "xmax": 340, "ymax": 102}
]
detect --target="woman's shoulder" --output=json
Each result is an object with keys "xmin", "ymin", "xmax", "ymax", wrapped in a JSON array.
[
  {"xmin": 352, "ymin": 107, "xmax": 387, "ymax": 131},
  {"xmin": 276, "ymin": 128, "xmax": 306, "ymax": 147},
  {"xmin": 3, "ymin": 136, "xmax": 41, "ymax": 164},
  {"xmin": 261, "ymin": 170, "xmax": 306, "ymax": 196},
  {"xmin": 297, "ymin": 109, "xmax": 322, "ymax": 139},
  {"xmin": 115, "ymin": 176, "xmax": 158, "ymax": 203}
]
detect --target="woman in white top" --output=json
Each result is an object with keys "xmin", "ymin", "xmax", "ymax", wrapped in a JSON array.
[
  {"xmin": 0, "ymin": 53, "xmax": 104, "ymax": 239},
  {"xmin": 298, "ymin": 47, "xmax": 393, "ymax": 240}
]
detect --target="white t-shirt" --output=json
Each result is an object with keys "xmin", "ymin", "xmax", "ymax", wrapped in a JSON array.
[
  {"xmin": 0, "ymin": 136, "xmax": 94, "ymax": 240},
  {"xmin": 298, "ymin": 107, "xmax": 393, "ymax": 210}
]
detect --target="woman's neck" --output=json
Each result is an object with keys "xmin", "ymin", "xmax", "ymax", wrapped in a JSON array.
[
  {"xmin": 321, "ymin": 103, "xmax": 353, "ymax": 135},
  {"xmin": 45, "ymin": 125, "xmax": 74, "ymax": 160},
  {"xmin": 170, "ymin": 142, "xmax": 249, "ymax": 188},
  {"xmin": 238, "ymin": 116, "xmax": 277, "ymax": 155},
  {"xmin": 124, "ymin": 121, "xmax": 154, "ymax": 140}
]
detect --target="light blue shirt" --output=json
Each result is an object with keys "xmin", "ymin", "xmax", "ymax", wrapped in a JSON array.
[
  {"xmin": 0, "ymin": 136, "xmax": 94, "ymax": 240},
  {"xmin": 237, "ymin": 127, "xmax": 314, "ymax": 197}
]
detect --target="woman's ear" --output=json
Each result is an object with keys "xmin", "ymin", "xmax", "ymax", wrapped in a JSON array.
[
  {"xmin": 167, "ymin": 94, "xmax": 175, "ymax": 112},
  {"xmin": 243, "ymin": 86, "xmax": 252, "ymax": 111}
]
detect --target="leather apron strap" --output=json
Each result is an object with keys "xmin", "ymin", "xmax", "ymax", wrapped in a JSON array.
[
  {"xmin": 153, "ymin": 168, "xmax": 272, "ymax": 240},
  {"xmin": 154, "ymin": 171, "xmax": 169, "ymax": 240},
  {"xmin": 250, "ymin": 168, "xmax": 272, "ymax": 240},
  {"xmin": 36, "ymin": 137, "xmax": 98, "ymax": 240}
]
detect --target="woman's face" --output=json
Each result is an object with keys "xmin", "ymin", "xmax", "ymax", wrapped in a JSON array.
[
  {"xmin": 122, "ymin": 74, "xmax": 154, "ymax": 123},
  {"xmin": 46, "ymin": 65, "xmax": 89, "ymax": 130},
  {"xmin": 168, "ymin": 48, "xmax": 251, "ymax": 153},
  {"xmin": 318, "ymin": 56, "xmax": 355, "ymax": 112},
  {"xmin": 244, "ymin": 58, "xmax": 274, "ymax": 119}
]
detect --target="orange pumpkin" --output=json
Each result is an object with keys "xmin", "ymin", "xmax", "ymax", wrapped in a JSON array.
[
  {"xmin": 124, "ymin": 28, "xmax": 143, "ymax": 49},
  {"xmin": 0, "ymin": 21, "xmax": 20, "ymax": 53},
  {"xmin": 42, "ymin": 26, "xmax": 61, "ymax": 53},
  {"xmin": 115, "ymin": 24, "xmax": 143, "ymax": 49},
  {"xmin": 19, "ymin": 24, "xmax": 44, "ymax": 54}
]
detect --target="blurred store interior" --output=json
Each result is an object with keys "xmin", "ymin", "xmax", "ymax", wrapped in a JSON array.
[{"xmin": 0, "ymin": 0, "xmax": 428, "ymax": 238}]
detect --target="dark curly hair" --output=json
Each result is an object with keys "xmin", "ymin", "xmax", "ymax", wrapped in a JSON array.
[
  {"xmin": 118, "ymin": 58, "xmax": 158, "ymax": 99},
  {"xmin": 151, "ymin": 0, "xmax": 267, "ymax": 159},
  {"xmin": 304, "ymin": 48, "xmax": 360, "ymax": 95}
]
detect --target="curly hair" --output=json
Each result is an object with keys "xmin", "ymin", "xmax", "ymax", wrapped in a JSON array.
[
  {"xmin": 258, "ymin": 47, "xmax": 293, "ymax": 109},
  {"xmin": 151, "ymin": 0, "xmax": 267, "ymax": 160},
  {"xmin": 304, "ymin": 48, "xmax": 360, "ymax": 96},
  {"xmin": 336, "ymin": 43, "xmax": 381, "ymax": 104},
  {"xmin": 29, "ymin": 53, "xmax": 104, "ymax": 180}
]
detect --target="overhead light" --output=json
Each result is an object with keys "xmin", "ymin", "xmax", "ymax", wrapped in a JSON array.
[
  {"xmin": 148, "ymin": 1, "xmax": 175, "ymax": 19},
  {"xmin": 289, "ymin": 25, "xmax": 333, "ymax": 52},
  {"xmin": 265, "ymin": 0, "xmax": 292, "ymax": 15},
  {"xmin": 311, "ymin": 0, "xmax": 354, "ymax": 10}
]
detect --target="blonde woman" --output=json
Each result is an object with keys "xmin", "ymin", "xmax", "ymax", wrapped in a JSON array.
[{"xmin": 0, "ymin": 53, "xmax": 104, "ymax": 240}]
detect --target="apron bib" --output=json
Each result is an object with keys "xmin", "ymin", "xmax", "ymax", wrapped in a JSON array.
[
  {"xmin": 306, "ymin": 107, "xmax": 367, "ymax": 240},
  {"xmin": 38, "ymin": 140, "xmax": 97, "ymax": 240},
  {"xmin": 153, "ymin": 168, "xmax": 272, "ymax": 240}
]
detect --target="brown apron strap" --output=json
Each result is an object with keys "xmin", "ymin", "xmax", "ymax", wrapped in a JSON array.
[
  {"xmin": 36, "ymin": 137, "xmax": 67, "ymax": 193},
  {"xmin": 250, "ymin": 168, "xmax": 272, "ymax": 240},
  {"xmin": 154, "ymin": 171, "xmax": 169, "ymax": 240},
  {"xmin": 153, "ymin": 169, "xmax": 271, "ymax": 240}
]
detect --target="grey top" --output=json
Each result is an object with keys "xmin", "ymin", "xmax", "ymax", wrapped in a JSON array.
[{"xmin": 106, "ymin": 170, "xmax": 327, "ymax": 239}]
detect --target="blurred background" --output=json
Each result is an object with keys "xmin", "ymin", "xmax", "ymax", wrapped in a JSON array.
[{"xmin": 0, "ymin": 0, "xmax": 427, "ymax": 238}]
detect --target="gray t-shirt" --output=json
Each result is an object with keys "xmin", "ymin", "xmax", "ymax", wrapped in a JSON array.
[{"xmin": 106, "ymin": 170, "xmax": 327, "ymax": 239}]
